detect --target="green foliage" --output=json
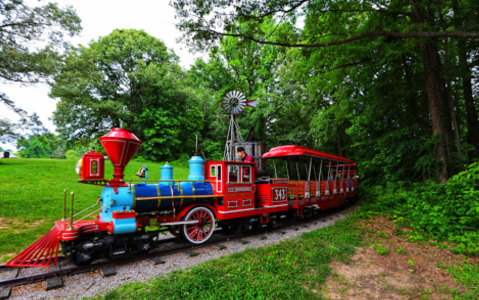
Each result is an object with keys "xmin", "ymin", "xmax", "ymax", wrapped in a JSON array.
[
  {"xmin": 370, "ymin": 243, "xmax": 389, "ymax": 256},
  {"xmin": 17, "ymin": 133, "xmax": 62, "ymax": 158},
  {"xmin": 95, "ymin": 215, "xmax": 362, "ymax": 300},
  {"xmin": 0, "ymin": 0, "xmax": 81, "ymax": 143},
  {"xmin": 169, "ymin": 153, "xmax": 191, "ymax": 169},
  {"xmin": 444, "ymin": 263, "xmax": 479, "ymax": 298},
  {"xmin": 50, "ymin": 29, "xmax": 202, "ymax": 161},
  {"xmin": 174, "ymin": 0, "xmax": 479, "ymax": 184},
  {"xmin": 65, "ymin": 150, "xmax": 78, "ymax": 160},
  {"xmin": 362, "ymin": 162, "xmax": 479, "ymax": 255}
]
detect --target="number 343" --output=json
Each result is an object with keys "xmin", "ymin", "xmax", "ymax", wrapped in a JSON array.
[{"xmin": 274, "ymin": 188, "xmax": 286, "ymax": 200}]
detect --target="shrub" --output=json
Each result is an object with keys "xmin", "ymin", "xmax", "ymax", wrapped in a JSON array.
[
  {"xmin": 361, "ymin": 162, "xmax": 479, "ymax": 255},
  {"xmin": 65, "ymin": 149, "xmax": 78, "ymax": 160}
]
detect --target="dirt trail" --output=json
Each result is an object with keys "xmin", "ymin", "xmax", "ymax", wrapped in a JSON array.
[{"xmin": 323, "ymin": 216, "xmax": 476, "ymax": 299}]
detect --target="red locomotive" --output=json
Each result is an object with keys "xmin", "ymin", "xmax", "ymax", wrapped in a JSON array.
[{"xmin": 6, "ymin": 128, "xmax": 358, "ymax": 267}]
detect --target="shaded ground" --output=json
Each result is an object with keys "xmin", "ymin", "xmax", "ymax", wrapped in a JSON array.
[{"xmin": 323, "ymin": 215, "xmax": 478, "ymax": 299}]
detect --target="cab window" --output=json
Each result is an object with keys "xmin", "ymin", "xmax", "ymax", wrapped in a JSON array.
[
  {"xmin": 210, "ymin": 165, "xmax": 216, "ymax": 177},
  {"xmin": 228, "ymin": 165, "xmax": 240, "ymax": 183},
  {"xmin": 241, "ymin": 166, "xmax": 252, "ymax": 183}
]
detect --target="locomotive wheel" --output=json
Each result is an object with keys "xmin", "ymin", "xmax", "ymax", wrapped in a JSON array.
[
  {"xmin": 135, "ymin": 239, "xmax": 152, "ymax": 253},
  {"xmin": 182, "ymin": 206, "xmax": 215, "ymax": 244},
  {"xmin": 71, "ymin": 247, "xmax": 95, "ymax": 266}
]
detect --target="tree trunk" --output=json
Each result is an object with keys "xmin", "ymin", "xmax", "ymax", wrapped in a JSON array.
[
  {"xmin": 410, "ymin": 0, "xmax": 448, "ymax": 183},
  {"xmin": 420, "ymin": 43, "xmax": 448, "ymax": 183},
  {"xmin": 431, "ymin": 43, "xmax": 456, "ymax": 174},
  {"xmin": 402, "ymin": 55, "xmax": 420, "ymax": 135},
  {"xmin": 451, "ymin": 0, "xmax": 479, "ymax": 158},
  {"xmin": 458, "ymin": 41, "xmax": 479, "ymax": 157},
  {"xmin": 443, "ymin": 57, "xmax": 463, "ymax": 171}
]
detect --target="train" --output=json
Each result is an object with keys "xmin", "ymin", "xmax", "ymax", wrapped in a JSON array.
[{"xmin": 6, "ymin": 128, "xmax": 359, "ymax": 267}]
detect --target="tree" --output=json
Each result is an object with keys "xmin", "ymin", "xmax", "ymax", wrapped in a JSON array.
[
  {"xmin": 173, "ymin": 0, "xmax": 479, "ymax": 49},
  {"xmin": 0, "ymin": 0, "xmax": 81, "ymax": 142},
  {"xmin": 50, "ymin": 29, "xmax": 203, "ymax": 160},
  {"xmin": 174, "ymin": 0, "xmax": 479, "ymax": 183},
  {"xmin": 17, "ymin": 133, "xmax": 61, "ymax": 158}
]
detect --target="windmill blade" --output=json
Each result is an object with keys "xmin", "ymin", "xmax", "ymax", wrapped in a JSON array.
[
  {"xmin": 223, "ymin": 90, "xmax": 252, "ymax": 114},
  {"xmin": 223, "ymin": 99, "xmax": 231, "ymax": 108},
  {"xmin": 246, "ymin": 100, "xmax": 258, "ymax": 108}
]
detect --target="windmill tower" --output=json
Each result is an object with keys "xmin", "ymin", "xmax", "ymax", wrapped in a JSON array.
[{"xmin": 222, "ymin": 90, "xmax": 257, "ymax": 161}]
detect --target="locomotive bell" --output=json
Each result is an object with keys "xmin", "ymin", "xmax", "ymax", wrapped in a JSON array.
[{"xmin": 136, "ymin": 165, "xmax": 147, "ymax": 178}]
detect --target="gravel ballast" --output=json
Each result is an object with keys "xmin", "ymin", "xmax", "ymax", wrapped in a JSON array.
[{"xmin": 8, "ymin": 206, "xmax": 356, "ymax": 299}]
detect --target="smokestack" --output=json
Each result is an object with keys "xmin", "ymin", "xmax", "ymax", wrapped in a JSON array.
[{"xmin": 99, "ymin": 128, "xmax": 142, "ymax": 189}]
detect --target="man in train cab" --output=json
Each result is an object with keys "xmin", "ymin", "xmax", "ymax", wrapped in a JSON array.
[{"xmin": 236, "ymin": 147, "xmax": 257, "ymax": 178}]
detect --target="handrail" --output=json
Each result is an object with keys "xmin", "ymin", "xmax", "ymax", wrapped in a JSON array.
[
  {"xmin": 74, "ymin": 202, "xmax": 114, "ymax": 224},
  {"xmin": 73, "ymin": 203, "xmax": 98, "ymax": 218},
  {"xmin": 134, "ymin": 194, "xmax": 223, "ymax": 201},
  {"xmin": 125, "ymin": 179, "xmax": 216, "ymax": 183}
]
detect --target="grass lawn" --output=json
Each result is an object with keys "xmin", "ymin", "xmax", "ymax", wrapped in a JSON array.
[
  {"xmin": 97, "ymin": 215, "xmax": 363, "ymax": 300},
  {"xmin": 0, "ymin": 158, "xmax": 188, "ymax": 263},
  {"xmin": 92, "ymin": 214, "xmax": 478, "ymax": 300}
]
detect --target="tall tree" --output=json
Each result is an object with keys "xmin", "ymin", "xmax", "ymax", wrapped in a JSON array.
[
  {"xmin": 50, "ymin": 29, "xmax": 203, "ymax": 160},
  {"xmin": 174, "ymin": 0, "xmax": 479, "ymax": 183},
  {"xmin": 0, "ymin": 0, "xmax": 81, "ymax": 142}
]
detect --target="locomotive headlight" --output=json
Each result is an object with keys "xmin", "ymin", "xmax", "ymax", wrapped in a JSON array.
[{"xmin": 75, "ymin": 158, "xmax": 83, "ymax": 175}]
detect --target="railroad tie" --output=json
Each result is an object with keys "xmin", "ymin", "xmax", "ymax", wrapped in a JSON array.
[
  {"xmin": 148, "ymin": 257, "xmax": 165, "ymax": 265},
  {"xmin": 0, "ymin": 287, "xmax": 11, "ymax": 300},
  {"xmin": 45, "ymin": 277, "xmax": 63, "ymax": 291},
  {"xmin": 100, "ymin": 266, "xmax": 116, "ymax": 277},
  {"xmin": 212, "ymin": 244, "xmax": 227, "ymax": 250},
  {"xmin": 183, "ymin": 250, "xmax": 198, "ymax": 257},
  {"xmin": 0, "ymin": 269, "xmax": 19, "ymax": 281}
]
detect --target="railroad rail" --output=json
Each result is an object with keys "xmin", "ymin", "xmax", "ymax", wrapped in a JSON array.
[{"xmin": 0, "ymin": 204, "xmax": 355, "ymax": 295}]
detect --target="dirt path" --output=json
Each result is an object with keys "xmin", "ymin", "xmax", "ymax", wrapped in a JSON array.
[{"xmin": 323, "ymin": 216, "xmax": 477, "ymax": 299}]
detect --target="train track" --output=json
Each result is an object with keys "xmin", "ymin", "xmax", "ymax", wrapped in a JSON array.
[{"xmin": 0, "ymin": 204, "xmax": 355, "ymax": 295}]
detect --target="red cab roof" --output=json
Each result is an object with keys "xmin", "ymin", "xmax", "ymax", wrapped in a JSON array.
[{"xmin": 262, "ymin": 145, "xmax": 354, "ymax": 164}]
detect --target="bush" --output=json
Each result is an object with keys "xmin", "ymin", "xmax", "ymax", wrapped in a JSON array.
[
  {"xmin": 170, "ymin": 153, "xmax": 191, "ymax": 168},
  {"xmin": 65, "ymin": 149, "xmax": 78, "ymax": 160},
  {"xmin": 361, "ymin": 162, "xmax": 479, "ymax": 255}
]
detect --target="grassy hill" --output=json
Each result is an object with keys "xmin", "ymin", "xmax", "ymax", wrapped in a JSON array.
[{"xmin": 0, "ymin": 158, "xmax": 188, "ymax": 263}]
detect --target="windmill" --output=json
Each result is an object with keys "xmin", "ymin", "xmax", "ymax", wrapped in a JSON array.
[{"xmin": 222, "ymin": 90, "xmax": 257, "ymax": 161}]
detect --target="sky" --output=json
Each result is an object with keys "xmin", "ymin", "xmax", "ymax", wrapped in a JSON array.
[{"xmin": 0, "ymin": 0, "xmax": 204, "ymax": 151}]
